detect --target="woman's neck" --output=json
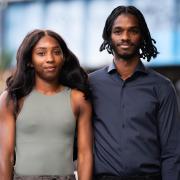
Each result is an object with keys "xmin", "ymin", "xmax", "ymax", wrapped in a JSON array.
[{"xmin": 34, "ymin": 79, "xmax": 63, "ymax": 95}]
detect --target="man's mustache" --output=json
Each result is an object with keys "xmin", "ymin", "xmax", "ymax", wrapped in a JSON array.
[{"xmin": 116, "ymin": 41, "xmax": 135, "ymax": 46}]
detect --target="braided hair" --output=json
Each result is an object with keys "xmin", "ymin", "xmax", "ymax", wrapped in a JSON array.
[{"xmin": 100, "ymin": 5, "xmax": 159, "ymax": 61}]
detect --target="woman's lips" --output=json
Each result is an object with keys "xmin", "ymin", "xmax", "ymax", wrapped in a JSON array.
[{"xmin": 44, "ymin": 66, "xmax": 56, "ymax": 72}]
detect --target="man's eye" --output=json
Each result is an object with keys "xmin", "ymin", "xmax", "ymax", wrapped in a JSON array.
[{"xmin": 130, "ymin": 29, "xmax": 140, "ymax": 34}]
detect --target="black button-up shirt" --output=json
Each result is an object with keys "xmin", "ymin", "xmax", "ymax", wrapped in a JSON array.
[{"xmin": 89, "ymin": 61, "xmax": 180, "ymax": 180}]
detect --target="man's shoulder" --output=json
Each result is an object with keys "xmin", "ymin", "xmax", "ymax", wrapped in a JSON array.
[
  {"xmin": 147, "ymin": 68, "xmax": 171, "ymax": 85},
  {"xmin": 147, "ymin": 68, "xmax": 176, "ymax": 96},
  {"xmin": 89, "ymin": 66, "xmax": 108, "ymax": 80}
]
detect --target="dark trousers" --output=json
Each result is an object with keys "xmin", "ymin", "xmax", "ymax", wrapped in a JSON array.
[{"xmin": 94, "ymin": 174, "xmax": 161, "ymax": 180}]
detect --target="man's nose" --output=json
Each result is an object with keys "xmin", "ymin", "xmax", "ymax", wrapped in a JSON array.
[{"xmin": 121, "ymin": 31, "xmax": 130, "ymax": 40}]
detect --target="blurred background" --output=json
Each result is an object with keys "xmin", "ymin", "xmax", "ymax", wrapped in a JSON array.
[{"xmin": 0, "ymin": 0, "xmax": 180, "ymax": 105}]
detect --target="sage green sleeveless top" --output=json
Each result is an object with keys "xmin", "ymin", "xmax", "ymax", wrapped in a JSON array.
[{"xmin": 15, "ymin": 87, "xmax": 76, "ymax": 175}]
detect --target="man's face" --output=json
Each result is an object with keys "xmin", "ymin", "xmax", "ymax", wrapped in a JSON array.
[{"xmin": 110, "ymin": 13, "xmax": 142, "ymax": 60}]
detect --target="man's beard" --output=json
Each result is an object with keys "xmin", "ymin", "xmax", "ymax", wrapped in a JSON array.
[
  {"xmin": 114, "ymin": 48, "xmax": 140, "ymax": 61},
  {"xmin": 110, "ymin": 41, "xmax": 140, "ymax": 61}
]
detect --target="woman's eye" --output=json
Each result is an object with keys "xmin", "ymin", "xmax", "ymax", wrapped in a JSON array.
[
  {"xmin": 114, "ymin": 30, "xmax": 122, "ymax": 34},
  {"xmin": 54, "ymin": 50, "xmax": 61, "ymax": 55},
  {"xmin": 37, "ymin": 52, "xmax": 45, "ymax": 56}
]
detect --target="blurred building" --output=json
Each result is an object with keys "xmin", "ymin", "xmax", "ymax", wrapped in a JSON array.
[{"xmin": 0, "ymin": 0, "xmax": 180, "ymax": 96}]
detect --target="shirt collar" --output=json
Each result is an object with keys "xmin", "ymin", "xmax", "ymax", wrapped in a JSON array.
[
  {"xmin": 107, "ymin": 60, "xmax": 148, "ymax": 75},
  {"xmin": 107, "ymin": 62, "xmax": 116, "ymax": 73}
]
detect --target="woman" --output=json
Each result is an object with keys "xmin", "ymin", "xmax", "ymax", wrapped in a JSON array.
[{"xmin": 0, "ymin": 29, "xmax": 93, "ymax": 180}]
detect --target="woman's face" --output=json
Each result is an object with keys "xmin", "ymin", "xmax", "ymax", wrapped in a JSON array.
[{"xmin": 31, "ymin": 35, "xmax": 64, "ymax": 83}]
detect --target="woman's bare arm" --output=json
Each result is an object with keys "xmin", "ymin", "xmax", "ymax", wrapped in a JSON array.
[
  {"xmin": 71, "ymin": 90, "xmax": 93, "ymax": 180},
  {"xmin": 0, "ymin": 91, "xmax": 15, "ymax": 180}
]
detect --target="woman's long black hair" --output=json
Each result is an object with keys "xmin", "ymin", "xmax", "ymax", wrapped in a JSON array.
[
  {"xmin": 6, "ymin": 29, "xmax": 90, "ymax": 115},
  {"xmin": 100, "ymin": 5, "xmax": 159, "ymax": 61}
]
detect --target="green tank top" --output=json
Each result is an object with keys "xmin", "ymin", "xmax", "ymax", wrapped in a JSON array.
[{"xmin": 15, "ymin": 87, "xmax": 76, "ymax": 175}]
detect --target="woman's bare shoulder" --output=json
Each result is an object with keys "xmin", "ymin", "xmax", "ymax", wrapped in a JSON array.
[
  {"xmin": 71, "ymin": 89, "xmax": 88, "ymax": 104},
  {"xmin": 71, "ymin": 89, "xmax": 84, "ymax": 97},
  {"xmin": 0, "ymin": 90, "xmax": 9, "ymax": 105},
  {"xmin": 0, "ymin": 90, "xmax": 14, "ymax": 114}
]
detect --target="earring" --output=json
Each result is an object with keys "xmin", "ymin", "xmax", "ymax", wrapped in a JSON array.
[{"xmin": 27, "ymin": 63, "xmax": 33, "ymax": 68}]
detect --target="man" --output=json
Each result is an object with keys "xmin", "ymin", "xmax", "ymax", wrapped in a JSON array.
[{"xmin": 89, "ymin": 5, "xmax": 180, "ymax": 180}]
